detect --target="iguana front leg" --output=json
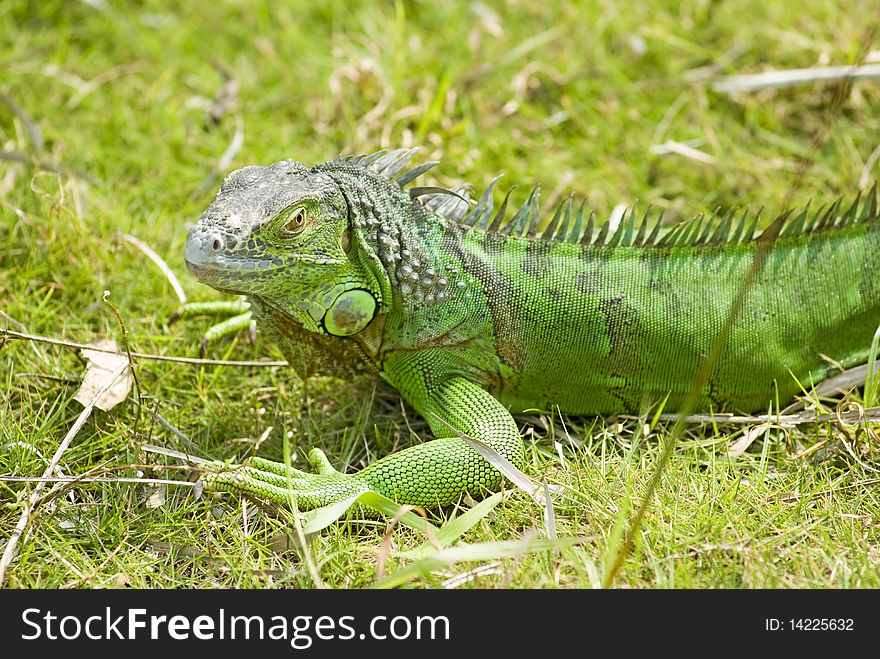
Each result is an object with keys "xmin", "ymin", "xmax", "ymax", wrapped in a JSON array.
[
  {"xmin": 169, "ymin": 299, "xmax": 254, "ymax": 352},
  {"xmin": 202, "ymin": 369, "xmax": 525, "ymax": 509}
]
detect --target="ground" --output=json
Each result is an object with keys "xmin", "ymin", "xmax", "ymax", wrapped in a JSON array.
[{"xmin": 1, "ymin": 0, "xmax": 879, "ymax": 588}]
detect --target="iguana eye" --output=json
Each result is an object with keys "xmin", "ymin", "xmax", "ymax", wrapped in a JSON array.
[
  {"xmin": 282, "ymin": 209, "xmax": 306, "ymax": 236},
  {"xmin": 287, "ymin": 209, "xmax": 305, "ymax": 231}
]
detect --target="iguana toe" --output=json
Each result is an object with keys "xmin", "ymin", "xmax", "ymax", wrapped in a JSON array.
[{"xmin": 201, "ymin": 456, "xmax": 369, "ymax": 509}]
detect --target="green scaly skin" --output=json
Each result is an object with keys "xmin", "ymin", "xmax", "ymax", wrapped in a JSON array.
[{"xmin": 182, "ymin": 148, "xmax": 880, "ymax": 510}]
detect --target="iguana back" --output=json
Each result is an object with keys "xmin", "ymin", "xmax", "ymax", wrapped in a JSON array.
[{"xmin": 450, "ymin": 216, "xmax": 880, "ymax": 414}]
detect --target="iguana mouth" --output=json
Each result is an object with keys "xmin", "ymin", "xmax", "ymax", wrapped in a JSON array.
[
  {"xmin": 184, "ymin": 225, "xmax": 274, "ymax": 285},
  {"xmin": 184, "ymin": 252, "xmax": 274, "ymax": 284},
  {"xmin": 184, "ymin": 254, "xmax": 273, "ymax": 276},
  {"xmin": 183, "ymin": 260, "xmax": 237, "ymax": 292}
]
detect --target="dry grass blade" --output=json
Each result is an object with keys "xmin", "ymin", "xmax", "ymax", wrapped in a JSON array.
[
  {"xmin": 376, "ymin": 504, "xmax": 427, "ymax": 581},
  {"xmin": 726, "ymin": 423, "xmax": 775, "ymax": 458},
  {"xmin": 814, "ymin": 364, "xmax": 868, "ymax": 396},
  {"xmin": 860, "ymin": 143, "xmax": 880, "ymax": 190},
  {"xmin": 542, "ymin": 481, "xmax": 557, "ymax": 539},
  {"xmin": 190, "ymin": 114, "xmax": 245, "ymax": 200},
  {"xmin": 0, "ymin": 91, "xmax": 43, "ymax": 151},
  {"xmin": 649, "ymin": 407, "xmax": 880, "ymax": 427},
  {"xmin": 650, "ymin": 140, "xmax": 717, "ymax": 165},
  {"xmin": 207, "ymin": 71, "xmax": 239, "ymax": 124},
  {"xmin": 120, "ymin": 233, "xmax": 187, "ymax": 305},
  {"xmin": 0, "ymin": 476, "xmax": 196, "ymax": 486},
  {"xmin": 712, "ymin": 63, "xmax": 880, "ymax": 93},
  {"xmin": 0, "ymin": 328, "xmax": 287, "ymax": 367},
  {"xmin": 140, "ymin": 443, "xmax": 213, "ymax": 466},
  {"xmin": 0, "ymin": 148, "xmax": 98, "ymax": 184},
  {"xmin": 442, "ymin": 562, "xmax": 503, "ymax": 588},
  {"xmin": 144, "ymin": 408, "xmax": 195, "ymax": 451},
  {"xmin": 217, "ymin": 114, "xmax": 245, "ymax": 171}
]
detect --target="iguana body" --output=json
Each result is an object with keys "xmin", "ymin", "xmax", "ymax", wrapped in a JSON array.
[{"xmin": 183, "ymin": 148, "xmax": 880, "ymax": 509}]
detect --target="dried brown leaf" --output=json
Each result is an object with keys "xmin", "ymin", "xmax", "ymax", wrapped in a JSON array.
[{"xmin": 74, "ymin": 338, "xmax": 132, "ymax": 411}]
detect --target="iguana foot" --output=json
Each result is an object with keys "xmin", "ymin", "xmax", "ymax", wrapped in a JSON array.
[
  {"xmin": 201, "ymin": 450, "xmax": 370, "ymax": 509},
  {"xmin": 200, "ymin": 374, "xmax": 525, "ymax": 512},
  {"xmin": 169, "ymin": 299, "xmax": 254, "ymax": 355}
]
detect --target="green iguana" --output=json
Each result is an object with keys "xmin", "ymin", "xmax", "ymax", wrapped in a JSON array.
[{"xmin": 181, "ymin": 147, "xmax": 880, "ymax": 509}]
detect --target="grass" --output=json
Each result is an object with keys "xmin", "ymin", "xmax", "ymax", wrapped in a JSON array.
[{"xmin": 2, "ymin": 0, "xmax": 879, "ymax": 588}]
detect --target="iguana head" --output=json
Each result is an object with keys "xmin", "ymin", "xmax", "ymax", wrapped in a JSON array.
[
  {"xmin": 186, "ymin": 148, "xmax": 486, "ymax": 343},
  {"xmin": 185, "ymin": 158, "xmax": 388, "ymax": 337}
]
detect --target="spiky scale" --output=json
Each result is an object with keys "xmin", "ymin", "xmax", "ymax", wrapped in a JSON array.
[
  {"xmin": 633, "ymin": 206, "xmax": 651, "ymax": 247},
  {"xmin": 361, "ymin": 149, "xmax": 389, "ymax": 167},
  {"xmin": 742, "ymin": 210, "xmax": 761, "ymax": 242},
  {"xmin": 624, "ymin": 207, "xmax": 637, "ymax": 245},
  {"xmin": 552, "ymin": 195, "xmax": 575, "ymax": 242},
  {"xmin": 525, "ymin": 187, "xmax": 541, "ymax": 238},
  {"xmin": 592, "ymin": 218, "xmax": 609, "ymax": 247},
  {"xmin": 644, "ymin": 210, "xmax": 665, "ymax": 247},
  {"xmin": 683, "ymin": 217, "xmax": 703, "ymax": 245},
  {"xmin": 696, "ymin": 212, "xmax": 716, "ymax": 244},
  {"xmin": 384, "ymin": 149, "xmax": 421, "ymax": 179},
  {"xmin": 608, "ymin": 206, "xmax": 635, "ymax": 247},
  {"xmin": 349, "ymin": 150, "xmax": 880, "ymax": 251},
  {"xmin": 432, "ymin": 185, "xmax": 472, "ymax": 221},
  {"xmin": 502, "ymin": 187, "xmax": 538, "ymax": 237},
  {"xmin": 488, "ymin": 187, "xmax": 516, "ymax": 233},
  {"xmin": 409, "ymin": 186, "xmax": 470, "ymax": 206},
  {"xmin": 782, "ymin": 206, "xmax": 809, "ymax": 237},
  {"xmin": 727, "ymin": 209, "xmax": 747, "ymax": 244},
  {"xmin": 567, "ymin": 200, "xmax": 584, "ymax": 242},
  {"xmin": 581, "ymin": 209, "xmax": 596, "ymax": 245},
  {"xmin": 656, "ymin": 218, "xmax": 685, "ymax": 247},
  {"xmin": 542, "ymin": 195, "xmax": 567, "ymax": 241},
  {"xmin": 841, "ymin": 191, "xmax": 862, "ymax": 227},
  {"xmin": 463, "ymin": 175, "xmax": 501, "ymax": 228},
  {"xmin": 395, "ymin": 160, "xmax": 439, "ymax": 187},
  {"xmin": 371, "ymin": 148, "xmax": 418, "ymax": 176},
  {"xmin": 816, "ymin": 200, "xmax": 840, "ymax": 230},
  {"xmin": 866, "ymin": 183, "xmax": 878, "ymax": 220},
  {"xmin": 708, "ymin": 209, "xmax": 733, "ymax": 245}
]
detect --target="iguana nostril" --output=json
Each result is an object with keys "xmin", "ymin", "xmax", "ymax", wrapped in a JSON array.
[{"xmin": 212, "ymin": 238, "xmax": 222, "ymax": 251}]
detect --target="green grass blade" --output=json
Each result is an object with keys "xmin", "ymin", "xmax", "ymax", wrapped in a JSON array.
[
  {"xmin": 301, "ymin": 493, "xmax": 363, "ymax": 534},
  {"xmin": 863, "ymin": 323, "xmax": 880, "ymax": 406},
  {"xmin": 355, "ymin": 491, "xmax": 442, "ymax": 537},
  {"xmin": 399, "ymin": 492, "xmax": 503, "ymax": 560},
  {"xmin": 374, "ymin": 537, "xmax": 583, "ymax": 589}
]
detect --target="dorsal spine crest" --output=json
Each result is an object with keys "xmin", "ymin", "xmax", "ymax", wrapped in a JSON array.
[{"xmin": 337, "ymin": 147, "xmax": 880, "ymax": 250}]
